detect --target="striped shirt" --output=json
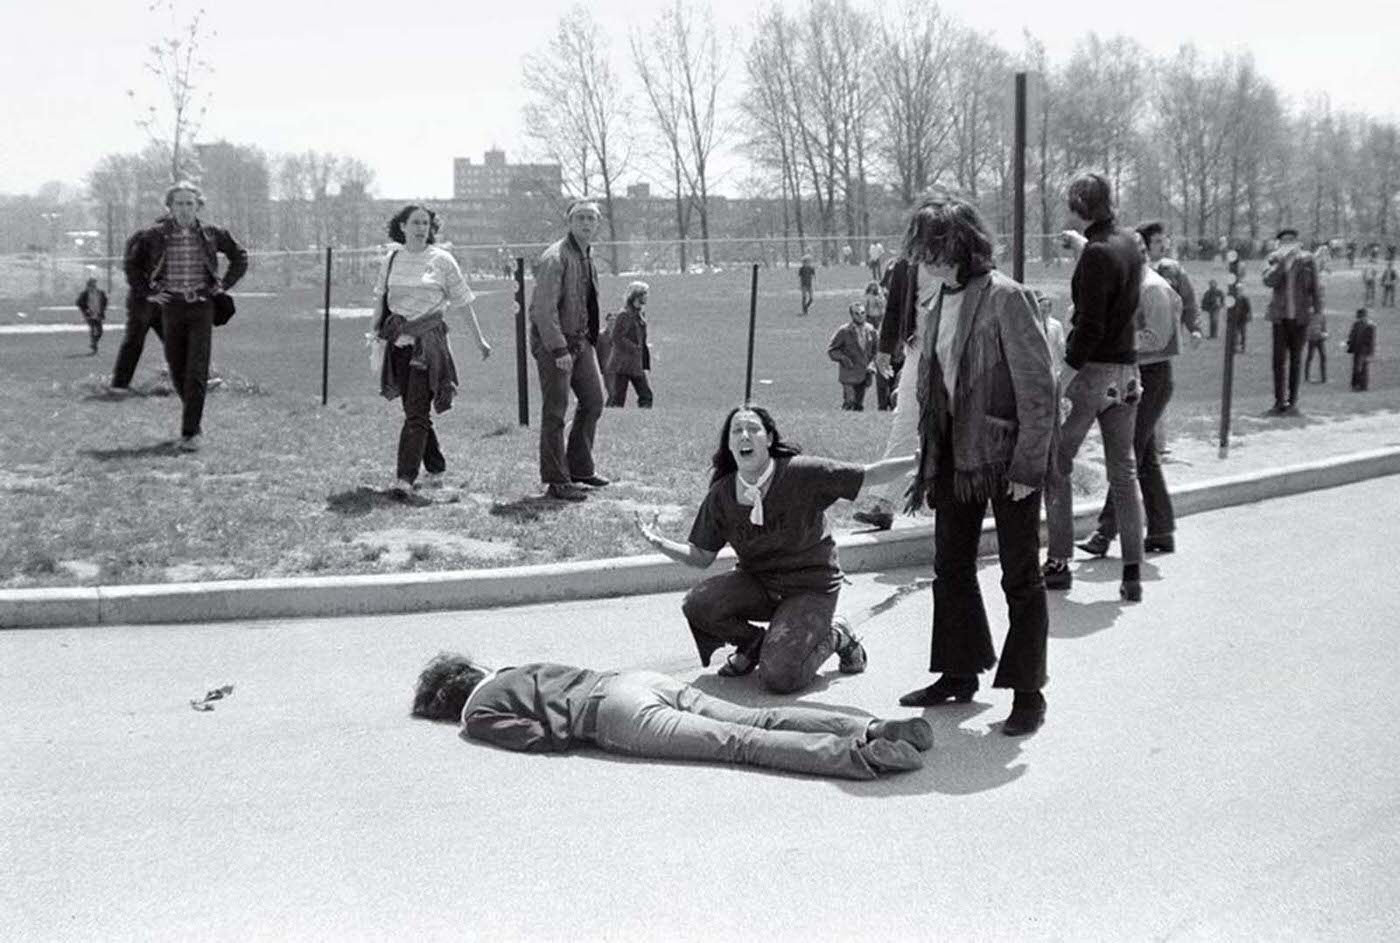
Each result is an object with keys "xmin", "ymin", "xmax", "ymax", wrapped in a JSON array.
[
  {"xmin": 374, "ymin": 246, "xmax": 475, "ymax": 321},
  {"xmin": 163, "ymin": 226, "xmax": 206, "ymax": 293}
]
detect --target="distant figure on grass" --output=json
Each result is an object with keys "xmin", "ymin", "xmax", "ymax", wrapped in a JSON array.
[
  {"xmin": 635, "ymin": 405, "xmax": 917, "ymax": 695},
  {"xmin": 529, "ymin": 200, "xmax": 609, "ymax": 502},
  {"xmin": 1077, "ymin": 232, "xmax": 1184, "ymax": 561},
  {"xmin": 867, "ymin": 240, "xmax": 884, "ymax": 280},
  {"xmin": 1361, "ymin": 260, "xmax": 1378, "ymax": 305},
  {"xmin": 1382, "ymin": 262, "xmax": 1397, "ymax": 308},
  {"xmin": 827, "ymin": 301, "xmax": 878, "ymax": 411},
  {"xmin": 606, "ymin": 281, "xmax": 653, "ymax": 408},
  {"xmin": 115, "ymin": 181, "xmax": 248, "ymax": 452},
  {"xmin": 1304, "ymin": 311, "xmax": 1329, "ymax": 384},
  {"xmin": 412, "ymin": 654, "xmax": 934, "ymax": 780},
  {"xmin": 75, "ymin": 277, "xmax": 107, "ymax": 355},
  {"xmin": 1226, "ymin": 281, "xmax": 1252, "ymax": 354},
  {"xmin": 797, "ymin": 254, "xmax": 816, "ymax": 316},
  {"xmin": 597, "ymin": 311, "xmax": 616, "ymax": 405},
  {"xmin": 1262, "ymin": 227, "xmax": 1323, "ymax": 416},
  {"xmin": 1345, "ymin": 308, "xmax": 1377, "ymax": 391},
  {"xmin": 372, "ymin": 204, "xmax": 491, "ymax": 502},
  {"xmin": 892, "ymin": 195, "xmax": 1057, "ymax": 737},
  {"xmin": 862, "ymin": 280, "xmax": 894, "ymax": 410},
  {"xmin": 1200, "ymin": 278, "xmax": 1225, "ymax": 340},
  {"xmin": 1043, "ymin": 171, "xmax": 1146, "ymax": 603}
]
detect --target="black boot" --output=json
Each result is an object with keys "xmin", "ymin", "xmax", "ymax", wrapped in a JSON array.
[
  {"xmin": 899, "ymin": 674, "xmax": 977, "ymax": 707},
  {"xmin": 1002, "ymin": 690, "xmax": 1046, "ymax": 736}
]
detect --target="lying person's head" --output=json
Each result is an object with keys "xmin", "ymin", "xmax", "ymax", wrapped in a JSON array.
[{"xmin": 412, "ymin": 652, "xmax": 489, "ymax": 721}]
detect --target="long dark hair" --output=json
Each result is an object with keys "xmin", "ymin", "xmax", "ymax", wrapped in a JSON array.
[
  {"xmin": 412, "ymin": 652, "xmax": 487, "ymax": 722},
  {"xmin": 709, "ymin": 404, "xmax": 802, "ymax": 485},
  {"xmin": 387, "ymin": 204, "xmax": 441, "ymax": 245},
  {"xmin": 901, "ymin": 195, "xmax": 996, "ymax": 284}
]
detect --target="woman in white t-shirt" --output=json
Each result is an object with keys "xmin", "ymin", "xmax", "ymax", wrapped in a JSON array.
[{"xmin": 373, "ymin": 205, "xmax": 491, "ymax": 500}]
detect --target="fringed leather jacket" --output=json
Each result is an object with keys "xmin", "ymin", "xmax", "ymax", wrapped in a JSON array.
[{"xmin": 908, "ymin": 269, "xmax": 1058, "ymax": 507}]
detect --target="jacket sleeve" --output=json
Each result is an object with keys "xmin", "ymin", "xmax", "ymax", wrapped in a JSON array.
[
  {"xmin": 612, "ymin": 310, "xmax": 640, "ymax": 360},
  {"xmin": 528, "ymin": 250, "xmax": 568, "ymax": 355},
  {"xmin": 1003, "ymin": 288, "xmax": 1058, "ymax": 489},
  {"xmin": 1308, "ymin": 261, "xmax": 1324, "ymax": 316},
  {"xmin": 123, "ymin": 231, "xmax": 149, "ymax": 300},
  {"xmin": 462, "ymin": 709, "xmax": 556, "ymax": 753},
  {"xmin": 1260, "ymin": 256, "xmax": 1284, "ymax": 288},
  {"xmin": 1063, "ymin": 244, "xmax": 1114, "ymax": 370},
  {"xmin": 215, "ymin": 228, "xmax": 249, "ymax": 291},
  {"xmin": 828, "ymin": 327, "xmax": 852, "ymax": 367},
  {"xmin": 1135, "ymin": 281, "xmax": 1176, "ymax": 356},
  {"xmin": 1172, "ymin": 265, "xmax": 1201, "ymax": 333}
]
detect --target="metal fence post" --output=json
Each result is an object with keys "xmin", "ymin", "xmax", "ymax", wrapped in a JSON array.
[
  {"xmin": 322, "ymin": 246, "xmax": 332, "ymax": 406},
  {"xmin": 515, "ymin": 257, "xmax": 530, "ymax": 426}
]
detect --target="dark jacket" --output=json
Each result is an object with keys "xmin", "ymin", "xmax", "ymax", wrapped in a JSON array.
[
  {"xmin": 1066, "ymin": 219, "xmax": 1142, "ymax": 369},
  {"xmin": 878, "ymin": 257, "xmax": 916, "ymax": 358},
  {"xmin": 76, "ymin": 288, "xmax": 108, "ymax": 321},
  {"xmin": 1346, "ymin": 320, "xmax": 1376, "ymax": 357},
  {"xmin": 607, "ymin": 306, "xmax": 650, "ymax": 376},
  {"xmin": 528, "ymin": 232, "xmax": 600, "ymax": 357},
  {"xmin": 461, "ymin": 663, "xmax": 613, "ymax": 753},
  {"xmin": 910, "ymin": 269, "xmax": 1058, "ymax": 505},
  {"xmin": 827, "ymin": 321, "xmax": 877, "ymax": 384},
  {"xmin": 123, "ymin": 216, "xmax": 248, "ymax": 305},
  {"xmin": 1261, "ymin": 246, "xmax": 1323, "ymax": 324}
]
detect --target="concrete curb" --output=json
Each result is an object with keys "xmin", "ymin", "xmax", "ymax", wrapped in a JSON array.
[{"xmin": 5, "ymin": 446, "xmax": 1399, "ymax": 630}]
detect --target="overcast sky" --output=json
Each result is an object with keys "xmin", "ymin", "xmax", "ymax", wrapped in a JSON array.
[{"xmin": 2, "ymin": 0, "xmax": 1395, "ymax": 199}]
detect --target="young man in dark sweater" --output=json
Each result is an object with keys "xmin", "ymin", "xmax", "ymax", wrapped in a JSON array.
[{"xmin": 1042, "ymin": 172, "xmax": 1146, "ymax": 602}]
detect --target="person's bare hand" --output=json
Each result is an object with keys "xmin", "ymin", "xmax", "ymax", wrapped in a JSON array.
[
  {"xmin": 148, "ymin": 291, "xmax": 171, "ymax": 305},
  {"xmin": 1189, "ymin": 330, "xmax": 1203, "ymax": 349},
  {"xmin": 875, "ymin": 352, "xmax": 893, "ymax": 378},
  {"xmin": 554, "ymin": 352, "xmax": 572, "ymax": 371},
  {"xmin": 634, "ymin": 511, "xmax": 660, "ymax": 543}
]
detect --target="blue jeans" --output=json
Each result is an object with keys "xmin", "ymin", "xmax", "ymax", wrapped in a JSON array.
[
  {"xmin": 1096, "ymin": 360, "xmax": 1175, "ymax": 540},
  {"xmin": 1045, "ymin": 362, "xmax": 1144, "ymax": 565},
  {"xmin": 591, "ymin": 671, "xmax": 878, "ymax": 780}
]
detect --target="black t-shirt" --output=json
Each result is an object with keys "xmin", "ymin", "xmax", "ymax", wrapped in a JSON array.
[{"xmin": 688, "ymin": 455, "xmax": 864, "ymax": 592}]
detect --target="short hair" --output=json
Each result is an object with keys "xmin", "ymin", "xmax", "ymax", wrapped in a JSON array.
[
  {"xmin": 901, "ymin": 194, "xmax": 996, "ymax": 283},
  {"xmin": 412, "ymin": 652, "xmax": 488, "ymax": 722},
  {"xmin": 864, "ymin": 280, "xmax": 881, "ymax": 294},
  {"xmin": 624, "ymin": 280, "xmax": 649, "ymax": 309},
  {"xmin": 567, "ymin": 199, "xmax": 601, "ymax": 219},
  {"xmin": 1136, "ymin": 220, "xmax": 1166, "ymax": 245},
  {"xmin": 849, "ymin": 302, "xmax": 865, "ymax": 316},
  {"xmin": 164, "ymin": 181, "xmax": 204, "ymax": 208},
  {"xmin": 1357, "ymin": 307, "xmax": 1369, "ymax": 317},
  {"xmin": 1067, "ymin": 172, "xmax": 1113, "ymax": 223},
  {"xmin": 387, "ymin": 204, "xmax": 440, "ymax": 245},
  {"xmin": 710, "ymin": 404, "xmax": 802, "ymax": 485}
]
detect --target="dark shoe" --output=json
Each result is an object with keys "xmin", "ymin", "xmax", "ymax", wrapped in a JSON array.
[
  {"xmin": 852, "ymin": 507, "xmax": 894, "ymax": 531},
  {"xmin": 833, "ymin": 616, "xmax": 867, "ymax": 674},
  {"xmin": 1282, "ymin": 404, "xmax": 1300, "ymax": 417},
  {"xmin": 571, "ymin": 474, "xmax": 610, "ymax": 487},
  {"xmin": 545, "ymin": 482, "xmax": 589, "ymax": 502},
  {"xmin": 1042, "ymin": 558, "xmax": 1072, "ymax": 590},
  {"xmin": 1144, "ymin": 534, "xmax": 1175, "ymax": 554},
  {"xmin": 859, "ymin": 738, "xmax": 924, "ymax": 774},
  {"xmin": 178, "ymin": 434, "xmax": 202, "ymax": 453},
  {"xmin": 1119, "ymin": 579, "xmax": 1143, "ymax": 602},
  {"xmin": 899, "ymin": 674, "xmax": 977, "ymax": 707},
  {"xmin": 1267, "ymin": 403, "xmax": 1287, "ymax": 416},
  {"xmin": 868, "ymin": 717, "xmax": 934, "ymax": 751},
  {"xmin": 716, "ymin": 633, "xmax": 764, "ymax": 677},
  {"xmin": 1002, "ymin": 691, "xmax": 1046, "ymax": 737},
  {"xmin": 1076, "ymin": 531, "xmax": 1111, "ymax": 557}
]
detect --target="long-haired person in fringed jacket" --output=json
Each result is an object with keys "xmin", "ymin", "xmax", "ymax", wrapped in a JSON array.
[{"xmin": 894, "ymin": 195, "xmax": 1058, "ymax": 737}]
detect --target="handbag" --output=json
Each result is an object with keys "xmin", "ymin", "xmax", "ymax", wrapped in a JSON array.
[{"xmin": 212, "ymin": 292, "xmax": 236, "ymax": 326}]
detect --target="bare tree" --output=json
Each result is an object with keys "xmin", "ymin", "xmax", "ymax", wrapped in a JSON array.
[
  {"xmin": 742, "ymin": 6, "xmax": 807, "ymax": 257},
  {"xmin": 872, "ymin": 1, "xmax": 954, "ymax": 206},
  {"xmin": 522, "ymin": 5, "xmax": 629, "ymax": 273},
  {"xmin": 127, "ymin": 0, "xmax": 215, "ymax": 183}
]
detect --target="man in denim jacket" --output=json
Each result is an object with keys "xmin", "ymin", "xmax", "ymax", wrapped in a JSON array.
[{"xmin": 529, "ymin": 200, "xmax": 608, "ymax": 501}]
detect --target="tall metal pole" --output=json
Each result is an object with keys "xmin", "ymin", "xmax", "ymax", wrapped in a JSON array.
[
  {"xmin": 744, "ymin": 263, "xmax": 759, "ymax": 402},
  {"xmin": 1013, "ymin": 72, "xmax": 1028, "ymax": 284},
  {"xmin": 321, "ymin": 246, "xmax": 332, "ymax": 405},
  {"xmin": 515, "ymin": 257, "xmax": 530, "ymax": 426},
  {"xmin": 1219, "ymin": 315, "xmax": 1236, "ymax": 457}
]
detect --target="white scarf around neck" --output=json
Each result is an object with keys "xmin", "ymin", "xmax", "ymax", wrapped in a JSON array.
[{"xmin": 738, "ymin": 459, "xmax": 776, "ymax": 526}]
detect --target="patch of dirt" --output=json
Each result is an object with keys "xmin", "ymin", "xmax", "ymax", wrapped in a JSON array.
[
  {"xmin": 351, "ymin": 528, "xmax": 519, "ymax": 566},
  {"xmin": 164, "ymin": 563, "xmax": 241, "ymax": 583},
  {"xmin": 59, "ymin": 560, "xmax": 101, "ymax": 581}
]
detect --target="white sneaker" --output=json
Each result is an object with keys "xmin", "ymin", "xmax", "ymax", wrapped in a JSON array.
[
  {"xmin": 107, "ymin": 385, "xmax": 131, "ymax": 398},
  {"xmin": 420, "ymin": 471, "xmax": 446, "ymax": 489}
]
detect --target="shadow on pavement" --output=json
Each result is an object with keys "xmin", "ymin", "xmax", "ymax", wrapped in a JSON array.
[
  {"xmin": 1071, "ymin": 558, "xmax": 1162, "ymax": 584},
  {"xmin": 78, "ymin": 441, "xmax": 185, "ymax": 460}
]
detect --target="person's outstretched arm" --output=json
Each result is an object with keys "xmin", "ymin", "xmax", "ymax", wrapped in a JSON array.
[
  {"xmin": 857, "ymin": 455, "xmax": 918, "ymax": 495},
  {"xmin": 635, "ymin": 513, "xmax": 717, "ymax": 568}
]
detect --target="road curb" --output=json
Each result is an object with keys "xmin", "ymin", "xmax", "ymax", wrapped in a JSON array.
[{"xmin": 4, "ymin": 446, "xmax": 1399, "ymax": 629}]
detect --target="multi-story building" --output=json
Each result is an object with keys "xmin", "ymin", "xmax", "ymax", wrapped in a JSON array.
[{"xmin": 453, "ymin": 149, "xmax": 562, "ymax": 200}]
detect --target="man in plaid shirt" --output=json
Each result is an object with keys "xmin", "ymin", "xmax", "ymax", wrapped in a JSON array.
[{"xmin": 119, "ymin": 181, "xmax": 247, "ymax": 451}]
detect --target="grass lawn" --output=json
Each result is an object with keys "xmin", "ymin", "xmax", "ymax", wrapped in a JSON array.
[{"xmin": 2, "ymin": 257, "xmax": 1397, "ymax": 588}]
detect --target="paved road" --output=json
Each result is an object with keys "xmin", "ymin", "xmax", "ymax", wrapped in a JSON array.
[{"xmin": 4, "ymin": 478, "xmax": 1398, "ymax": 942}]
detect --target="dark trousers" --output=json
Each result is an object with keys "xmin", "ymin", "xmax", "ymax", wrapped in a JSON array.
[
  {"xmin": 1352, "ymin": 355, "xmax": 1371, "ymax": 391},
  {"xmin": 110, "ymin": 302, "xmax": 165, "ymax": 388},
  {"xmin": 611, "ymin": 372, "xmax": 653, "ymax": 408},
  {"xmin": 1096, "ymin": 360, "xmax": 1175, "ymax": 540},
  {"xmin": 1207, "ymin": 309, "xmax": 1219, "ymax": 339},
  {"xmin": 682, "ymin": 570, "xmax": 841, "ymax": 695},
  {"xmin": 1232, "ymin": 319, "xmax": 1248, "ymax": 353},
  {"xmin": 928, "ymin": 462, "xmax": 1048, "ymax": 691},
  {"xmin": 535, "ymin": 341, "xmax": 604, "ymax": 485},
  {"xmin": 840, "ymin": 376, "xmax": 871, "ymax": 410},
  {"xmin": 392, "ymin": 347, "xmax": 446, "ymax": 483},
  {"xmin": 1271, "ymin": 320, "xmax": 1307, "ymax": 407},
  {"xmin": 800, "ymin": 285, "xmax": 813, "ymax": 315},
  {"xmin": 1385, "ymin": 285, "xmax": 1396, "ymax": 307},
  {"xmin": 875, "ymin": 369, "xmax": 895, "ymax": 410},
  {"xmin": 85, "ymin": 318, "xmax": 103, "ymax": 350},
  {"xmin": 160, "ymin": 299, "xmax": 213, "ymax": 438},
  {"xmin": 1305, "ymin": 338, "xmax": 1327, "ymax": 382}
]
